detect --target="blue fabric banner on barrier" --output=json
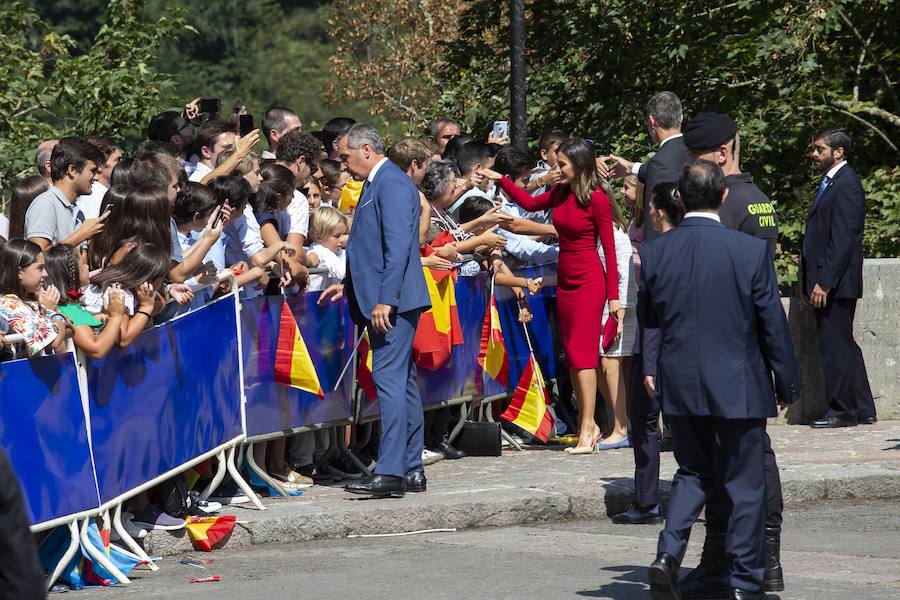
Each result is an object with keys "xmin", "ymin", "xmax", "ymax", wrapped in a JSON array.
[
  {"xmin": 0, "ymin": 353, "xmax": 98, "ymax": 525},
  {"xmin": 241, "ymin": 292, "xmax": 354, "ymax": 437},
  {"xmin": 86, "ymin": 294, "xmax": 244, "ymax": 504}
]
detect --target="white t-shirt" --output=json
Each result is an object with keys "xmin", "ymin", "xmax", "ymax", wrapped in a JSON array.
[
  {"xmin": 286, "ymin": 190, "xmax": 310, "ymax": 238},
  {"xmin": 307, "ymin": 242, "xmax": 346, "ymax": 292},
  {"xmin": 75, "ymin": 180, "xmax": 108, "ymax": 221},
  {"xmin": 82, "ymin": 285, "xmax": 136, "ymax": 316},
  {"xmin": 188, "ymin": 162, "xmax": 213, "ymax": 182}
]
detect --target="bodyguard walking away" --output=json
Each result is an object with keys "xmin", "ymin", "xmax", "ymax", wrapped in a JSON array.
[
  {"xmin": 802, "ymin": 126, "xmax": 876, "ymax": 429},
  {"xmin": 639, "ymin": 161, "xmax": 799, "ymax": 600},
  {"xmin": 320, "ymin": 124, "xmax": 431, "ymax": 498}
]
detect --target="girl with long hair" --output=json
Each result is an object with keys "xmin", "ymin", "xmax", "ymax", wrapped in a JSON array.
[
  {"xmin": 44, "ymin": 244, "xmax": 126, "ymax": 359},
  {"xmin": 483, "ymin": 137, "xmax": 619, "ymax": 454},
  {"xmin": 0, "ymin": 239, "xmax": 69, "ymax": 356}
]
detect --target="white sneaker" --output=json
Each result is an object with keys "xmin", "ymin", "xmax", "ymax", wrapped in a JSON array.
[{"xmin": 422, "ymin": 448, "xmax": 444, "ymax": 465}]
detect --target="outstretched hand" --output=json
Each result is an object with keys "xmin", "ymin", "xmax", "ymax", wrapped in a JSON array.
[{"xmin": 318, "ymin": 284, "xmax": 345, "ymax": 305}]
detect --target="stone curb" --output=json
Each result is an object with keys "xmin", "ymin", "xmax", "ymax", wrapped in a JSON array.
[{"xmin": 143, "ymin": 470, "xmax": 900, "ymax": 557}]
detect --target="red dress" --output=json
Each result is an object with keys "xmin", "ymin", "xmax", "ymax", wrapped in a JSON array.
[{"xmin": 499, "ymin": 176, "xmax": 619, "ymax": 369}]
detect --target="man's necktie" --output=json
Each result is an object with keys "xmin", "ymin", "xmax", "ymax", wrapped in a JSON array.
[{"xmin": 804, "ymin": 175, "xmax": 831, "ymax": 255}]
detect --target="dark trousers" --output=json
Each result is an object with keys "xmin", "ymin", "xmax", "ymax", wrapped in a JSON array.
[
  {"xmin": 706, "ymin": 429, "xmax": 783, "ymax": 530},
  {"xmin": 629, "ymin": 357, "xmax": 660, "ymax": 506},
  {"xmin": 0, "ymin": 449, "xmax": 45, "ymax": 600},
  {"xmin": 658, "ymin": 416, "xmax": 767, "ymax": 593},
  {"xmin": 424, "ymin": 406, "xmax": 451, "ymax": 449},
  {"xmin": 815, "ymin": 298, "xmax": 876, "ymax": 422},
  {"xmin": 370, "ymin": 309, "xmax": 425, "ymax": 477}
]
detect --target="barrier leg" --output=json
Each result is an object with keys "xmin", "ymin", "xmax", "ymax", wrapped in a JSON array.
[
  {"xmin": 47, "ymin": 520, "xmax": 81, "ymax": 591},
  {"xmin": 226, "ymin": 445, "xmax": 267, "ymax": 509},
  {"xmin": 355, "ymin": 422, "xmax": 373, "ymax": 451},
  {"xmin": 447, "ymin": 401, "xmax": 469, "ymax": 444},
  {"xmin": 485, "ymin": 399, "xmax": 523, "ymax": 451},
  {"xmin": 336, "ymin": 429, "xmax": 372, "ymax": 477},
  {"xmin": 112, "ymin": 504, "xmax": 158, "ymax": 571},
  {"xmin": 199, "ymin": 450, "xmax": 228, "ymax": 501},
  {"xmin": 79, "ymin": 518, "xmax": 130, "ymax": 585}
]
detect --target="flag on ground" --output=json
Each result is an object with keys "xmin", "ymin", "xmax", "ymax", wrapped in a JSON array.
[
  {"xmin": 478, "ymin": 289, "xmax": 509, "ymax": 386},
  {"xmin": 184, "ymin": 515, "xmax": 238, "ymax": 552},
  {"xmin": 274, "ymin": 301, "xmax": 324, "ymax": 398},
  {"xmin": 414, "ymin": 267, "xmax": 463, "ymax": 370},
  {"xmin": 501, "ymin": 353, "xmax": 555, "ymax": 442},
  {"xmin": 38, "ymin": 521, "xmax": 145, "ymax": 588}
]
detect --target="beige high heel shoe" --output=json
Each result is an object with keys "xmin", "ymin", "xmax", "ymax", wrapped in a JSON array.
[{"xmin": 565, "ymin": 427, "xmax": 603, "ymax": 454}]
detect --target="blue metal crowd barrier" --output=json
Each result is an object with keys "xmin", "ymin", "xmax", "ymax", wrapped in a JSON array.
[{"xmin": 0, "ymin": 262, "xmax": 562, "ymax": 585}]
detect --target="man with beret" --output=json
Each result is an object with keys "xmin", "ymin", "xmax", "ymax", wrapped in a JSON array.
[{"xmin": 679, "ymin": 112, "xmax": 788, "ymax": 597}]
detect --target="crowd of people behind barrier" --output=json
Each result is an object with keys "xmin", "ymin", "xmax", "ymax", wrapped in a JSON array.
[{"xmin": 0, "ymin": 89, "xmax": 875, "ymax": 598}]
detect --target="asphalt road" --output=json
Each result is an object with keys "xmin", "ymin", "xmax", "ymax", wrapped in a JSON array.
[{"xmin": 75, "ymin": 499, "xmax": 900, "ymax": 599}]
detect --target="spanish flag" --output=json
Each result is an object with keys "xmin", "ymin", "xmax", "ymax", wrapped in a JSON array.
[
  {"xmin": 478, "ymin": 289, "xmax": 509, "ymax": 386},
  {"xmin": 501, "ymin": 353, "xmax": 555, "ymax": 442},
  {"xmin": 356, "ymin": 330, "xmax": 377, "ymax": 401},
  {"xmin": 184, "ymin": 515, "xmax": 238, "ymax": 552},
  {"xmin": 274, "ymin": 301, "xmax": 324, "ymax": 398},
  {"xmin": 413, "ymin": 267, "xmax": 463, "ymax": 370}
]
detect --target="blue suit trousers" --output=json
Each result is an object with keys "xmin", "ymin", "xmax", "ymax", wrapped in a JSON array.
[{"xmin": 370, "ymin": 309, "xmax": 424, "ymax": 477}]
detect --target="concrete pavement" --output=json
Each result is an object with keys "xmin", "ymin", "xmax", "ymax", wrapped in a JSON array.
[
  {"xmin": 84, "ymin": 500, "xmax": 900, "ymax": 599},
  {"xmin": 141, "ymin": 421, "xmax": 900, "ymax": 557}
]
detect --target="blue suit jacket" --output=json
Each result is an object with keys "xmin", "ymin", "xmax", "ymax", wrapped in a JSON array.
[
  {"xmin": 344, "ymin": 159, "xmax": 430, "ymax": 324},
  {"xmin": 800, "ymin": 163, "xmax": 865, "ymax": 299},
  {"xmin": 637, "ymin": 217, "xmax": 800, "ymax": 418}
]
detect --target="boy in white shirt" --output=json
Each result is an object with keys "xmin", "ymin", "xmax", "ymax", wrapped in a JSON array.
[{"xmin": 305, "ymin": 206, "xmax": 347, "ymax": 292}]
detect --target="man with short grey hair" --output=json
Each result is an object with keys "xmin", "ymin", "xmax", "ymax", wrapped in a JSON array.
[
  {"xmin": 35, "ymin": 139, "xmax": 59, "ymax": 182},
  {"xmin": 427, "ymin": 116, "xmax": 461, "ymax": 153},
  {"xmin": 320, "ymin": 123, "xmax": 430, "ymax": 498},
  {"xmin": 598, "ymin": 91, "xmax": 690, "ymax": 240}
]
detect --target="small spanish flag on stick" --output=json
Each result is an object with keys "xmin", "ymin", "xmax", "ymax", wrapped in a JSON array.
[
  {"xmin": 500, "ymin": 322, "xmax": 555, "ymax": 442},
  {"xmin": 356, "ymin": 329, "xmax": 377, "ymax": 401},
  {"xmin": 274, "ymin": 301, "xmax": 324, "ymax": 399},
  {"xmin": 478, "ymin": 279, "xmax": 509, "ymax": 386}
]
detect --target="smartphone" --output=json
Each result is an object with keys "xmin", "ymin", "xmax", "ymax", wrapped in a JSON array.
[
  {"xmin": 239, "ymin": 114, "xmax": 254, "ymax": 137},
  {"xmin": 198, "ymin": 98, "xmax": 221, "ymax": 114},
  {"xmin": 212, "ymin": 201, "xmax": 229, "ymax": 229},
  {"xmin": 492, "ymin": 120, "xmax": 509, "ymax": 142}
]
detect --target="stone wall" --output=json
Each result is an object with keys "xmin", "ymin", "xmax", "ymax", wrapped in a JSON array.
[{"xmin": 776, "ymin": 258, "xmax": 900, "ymax": 424}]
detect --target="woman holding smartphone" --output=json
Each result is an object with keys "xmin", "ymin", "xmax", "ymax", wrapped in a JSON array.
[{"xmin": 482, "ymin": 137, "xmax": 619, "ymax": 454}]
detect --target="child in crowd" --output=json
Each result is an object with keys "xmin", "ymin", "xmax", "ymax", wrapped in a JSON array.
[
  {"xmin": 318, "ymin": 159, "xmax": 350, "ymax": 207},
  {"xmin": 83, "ymin": 244, "xmax": 174, "ymax": 347},
  {"xmin": 306, "ymin": 207, "xmax": 348, "ymax": 292},
  {"xmin": 304, "ymin": 179, "xmax": 323, "ymax": 211},
  {"xmin": 0, "ymin": 239, "xmax": 69, "ymax": 356},
  {"xmin": 253, "ymin": 164, "xmax": 307, "ymax": 287},
  {"xmin": 527, "ymin": 128, "xmax": 567, "ymax": 197},
  {"xmin": 445, "ymin": 141, "xmax": 496, "ymax": 221},
  {"xmin": 44, "ymin": 244, "xmax": 126, "ymax": 359}
]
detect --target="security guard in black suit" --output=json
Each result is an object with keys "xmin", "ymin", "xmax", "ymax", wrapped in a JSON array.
[
  {"xmin": 679, "ymin": 112, "xmax": 788, "ymax": 596},
  {"xmin": 0, "ymin": 448, "xmax": 46, "ymax": 599}
]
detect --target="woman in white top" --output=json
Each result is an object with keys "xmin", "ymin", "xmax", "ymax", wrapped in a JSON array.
[{"xmin": 595, "ymin": 180, "xmax": 636, "ymax": 449}]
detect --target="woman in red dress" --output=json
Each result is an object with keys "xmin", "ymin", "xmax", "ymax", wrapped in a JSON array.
[{"xmin": 484, "ymin": 138, "xmax": 619, "ymax": 453}]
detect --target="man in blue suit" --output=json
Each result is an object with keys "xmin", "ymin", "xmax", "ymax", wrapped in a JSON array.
[
  {"xmin": 639, "ymin": 160, "xmax": 799, "ymax": 600},
  {"xmin": 802, "ymin": 126, "xmax": 876, "ymax": 428},
  {"xmin": 320, "ymin": 123, "xmax": 430, "ymax": 498}
]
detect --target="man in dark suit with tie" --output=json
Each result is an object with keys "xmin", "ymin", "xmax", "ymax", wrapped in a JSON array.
[
  {"xmin": 320, "ymin": 123, "xmax": 431, "ymax": 498},
  {"xmin": 639, "ymin": 160, "xmax": 800, "ymax": 600},
  {"xmin": 598, "ymin": 91, "xmax": 690, "ymax": 241},
  {"xmin": 802, "ymin": 126, "xmax": 876, "ymax": 428}
]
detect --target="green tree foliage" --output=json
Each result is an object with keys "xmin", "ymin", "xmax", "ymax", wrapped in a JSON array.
[
  {"xmin": 427, "ymin": 0, "xmax": 898, "ymax": 289},
  {"xmin": 1, "ymin": 0, "xmax": 191, "ymax": 198}
]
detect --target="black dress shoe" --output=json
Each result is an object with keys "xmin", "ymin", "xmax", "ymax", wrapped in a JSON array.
[
  {"xmin": 612, "ymin": 503, "xmax": 663, "ymax": 525},
  {"xmin": 344, "ymin": 474, "xmax": 406, "ymax": 498},
  {"xmin": 437, "ymin": 440, "xmax": 465, "ymax": 460},
  {"xmin": 809, "ymin": 416, "xmax": 857, "ymax": 428},
  {"xmin": 730, "ymin": 588, "xmax": 765, "ymax": 600},
  {"xmin": 859, "ymin": 415, "xmax": 878, "ymax": 425},
  {"xmin": 648, "ymin": 553, "xmax": 681, "ymax": 600},
  {"xmin": 405, "ymin": 470, "xmax": 427, "ymax": 493}
]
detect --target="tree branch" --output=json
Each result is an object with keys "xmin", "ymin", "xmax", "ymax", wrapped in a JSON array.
[
  {"xmin": 826, "ymin": 101, "xmax": 898, "ymax": 153},
  {"xmin": 830, "ymin": 99, "xmax": 900, "ymax": 128},
  {"xmin": 837, "ymin": 7, "xmax": 897, "ymax": 109},
  {"xmin": 380, "ymin": 90, "xmax": 417, "ymax": 119}
]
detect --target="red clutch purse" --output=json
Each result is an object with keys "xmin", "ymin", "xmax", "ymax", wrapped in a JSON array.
[{"xmin": 601, "ymin": 315, "xmax": 619, "ymax": 352}]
